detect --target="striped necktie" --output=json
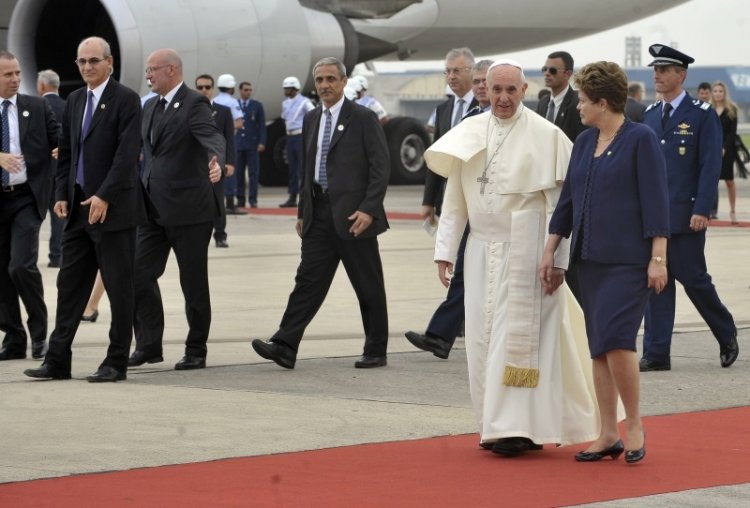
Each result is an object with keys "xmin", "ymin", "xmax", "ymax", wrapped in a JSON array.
[
  {"xmin": 1, "ymin": 100, "xmax": 10, "ymax": 187},
  {"xmin": 318, "ymin": 109, "xmax": 332, "ymax": 190}
]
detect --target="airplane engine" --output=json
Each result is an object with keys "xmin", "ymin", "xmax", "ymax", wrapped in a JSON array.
[{"xmin": 8, "ymin": 0, "xmax": 428, "ymax": 184}]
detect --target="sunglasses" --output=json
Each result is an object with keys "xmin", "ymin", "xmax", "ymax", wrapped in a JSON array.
[
  {"xmin": 196, "ymin": 85, "xmax": 213, "ymax": 90},
  {"xmin": 541, "ymin": 66, "xmax": 567, "ymax": 75}
]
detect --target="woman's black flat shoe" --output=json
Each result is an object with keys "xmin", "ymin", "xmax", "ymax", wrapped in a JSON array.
[
  {"xmin": 574, "ymin": 439, "xmax": 624, "ymax": 462},
  {"xmin": 81, "ymin": 309, "xmax": 99, "ymax": 323},
  {"xmin": 625, "ymin": 433, "xmax": 646, "ymax": 464}
]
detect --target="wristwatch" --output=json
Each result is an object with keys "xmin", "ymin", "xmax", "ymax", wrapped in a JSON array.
[{"xmin": 650, "ymin": 256, "xmax": 666, "ymax": 266}]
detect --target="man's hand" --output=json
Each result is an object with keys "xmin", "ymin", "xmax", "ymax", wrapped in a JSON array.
[
  {"xmin": 81, "ymin": 195, "xmax": 109, "ymax": 224},
  {"xmin": 437, "ymin": 260, "xmax": 453, "ymax": 288},
  {"xmin": 420, "ymin": 205, "xmax": 435, "ymax": 223},
  {"xmin": 54, "ymin": 200, "xmax": 69, "ymax": 219},
  {"xmin": 538, "ymin": 251, "xmax": 564, "ymax": 295},
  {"xmin": 208, "ymin": 155, "xmax": 222, "ymax": 183},
  {"xmin": 257, "ymin": 143, "xmax": 265, "ymax": 153},
  {"xmin": 348, "ymin": 211, "xmax": 373, "ymax": 237},
  {"xmin": 0, "ymin": 153, "xmax": 24, "ymax": 173},
  {"xmin": 689, "ymin": 214, "xmax": 709, "ymax": 231},
  {"xmin": 225, "ymin": 164, "xmax": 235, "ymax": 177},
  {"xmin": 51, "ymin": 148, "xmax": 59, "ymax": 160},
  {"xmin": 295, "ymin": 219, "xmax": 303, "ymax": 238}
]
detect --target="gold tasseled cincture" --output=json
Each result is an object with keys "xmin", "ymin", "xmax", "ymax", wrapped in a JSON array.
[{"xmin": 503, "ymin": 366, "xmax": 540, "ymax": 388}]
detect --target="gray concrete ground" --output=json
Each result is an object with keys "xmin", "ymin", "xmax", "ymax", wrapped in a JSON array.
[{"xmin": 1, "ymin": 181, "xmax": 749, "ymax": 506}]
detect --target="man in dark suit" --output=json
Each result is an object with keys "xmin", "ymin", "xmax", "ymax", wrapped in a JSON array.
[
  {"xmin": 405, "ymin": 57, "xmax": 490, "ymax": 360},
  {"xmin": 24, "ymin": 37, "xmax": 143, "ymax": 382},
  {"xmin": 195, "ymin": 73, "xmax": 236, "ymax": 248},
  {"xmin": 537, "ymin": 51, "xmax": 586, "ymax": 143},
  {"xmin": 537, "ymin": 50, "xmax": 586, "ymax": 302},
  {"xmin": 235, "ymin": 81, "xmax": 266, "ymax": 208},
  {"xmin": 252, "ymin": 56, "xmax": 390, "ymax": 369},
  {"xmin": 37, "ymin": 69, "xmax": 66, "ymax": 268},
  {"xmin": 129, "ymin": 48, "xmax": 224, "ymax": 371},
  {"xmin": 625, "ymin": 82, "xmax": 646, "ymax": 122},
  {"xmin": 640, "ymin": 44, "xmax": 739, "ymax": 372},
  {"xmin": 0, "ymin": 51, "xmax": 59, "ymax": 362}
]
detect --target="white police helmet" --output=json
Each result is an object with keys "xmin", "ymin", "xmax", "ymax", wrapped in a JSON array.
[
  {"xmin": 282, "ymin": 76, "xmax": 301, "ymax": 89},
  {"xmin": 344, "ymin": 85, "xmax": 358, "ymax": 101},
  {"xmin": 217, "ymin": 74, "xmax": 237, "ymax": 88},
  {"xmin": 352, "ymin": 75, "xmax": 368, "ymax": 90}
]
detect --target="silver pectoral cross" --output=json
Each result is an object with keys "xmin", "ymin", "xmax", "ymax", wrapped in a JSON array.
[{"xmin": 477, "ymin": 171, "xmax": 490, "ymax": 195}]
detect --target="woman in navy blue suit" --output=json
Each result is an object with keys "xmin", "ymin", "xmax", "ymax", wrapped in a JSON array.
[{"xmin": 540, "ymin": 62, "xmax": 670, "ymax": 464}]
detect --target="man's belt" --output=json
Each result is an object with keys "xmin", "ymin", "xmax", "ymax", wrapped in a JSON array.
[
  {"xmin": 287, "ymin": 129, "xmax": 302, "ymax": 136},
  {"xmin": 2, "ymin": 182, "xmax": 30, "ymax": 193}
]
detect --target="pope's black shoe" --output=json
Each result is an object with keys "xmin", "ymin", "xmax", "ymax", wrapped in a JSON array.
[
  {"xmin": 175, "ymin": 355, "xmax": 206, "ymax": 370},
  {"xmin": 354, "ymin": 355, "xmax": 387, "ymax": 368},
  {"xmin": 24, "ymin": 364, "xmax": 72, "ymax": 380},
  {"xmin": 31, "ymin": 340, "xmax": 47, "ymax": 360},
  {"xmin": 252, "ymin": 339, "xmax": 296, "ymax": 369},
  {"xmin": 638, "ymin": 358, "xmax": 671, "ymax": 372},
  {"xmin": 492, "ymin": 437, "xmax": 543, "ymax": 457},
  {"xmin": 86, "ymin": 365, "xmax": 126, "ymax": 382},
  {"xmin": 128, "ymin": 350, "xmax": 164, "ymax": 367},
  {"xmin": 404, "ymin": 331, "xmax": 451, "ymax": 359},
  {"xmin": 720, "ymin": 333, "xmax": 739, "ymax": 368}
]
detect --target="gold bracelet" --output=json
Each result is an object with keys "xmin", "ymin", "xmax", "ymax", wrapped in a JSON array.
[{"xmin": 650, "ymin": 256, "xmax": 667, "ymax": 266}]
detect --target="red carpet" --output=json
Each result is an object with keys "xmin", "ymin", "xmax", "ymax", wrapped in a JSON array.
[{"xmin": 2, "ymin": 406, "xmax": 749, "ymax": 507}]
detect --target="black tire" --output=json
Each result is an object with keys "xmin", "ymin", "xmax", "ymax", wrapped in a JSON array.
[
  {"xmin": 383, "ymin": 116, "xmax": 429, "ymax": 185},
  {"xmin": 259, "ymin": 118, "xmax": 288, "ymax": 186}
]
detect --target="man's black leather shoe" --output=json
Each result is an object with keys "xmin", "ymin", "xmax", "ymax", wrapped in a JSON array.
[
  {"xmin": 31, "ymin": 341, "xmax": 46, "ymax": 360},
  {"xmin": 720, "ymin": 334, "xmax": 739, "ymax": 368},
  {"xmin": 354, "ymin": 355, "xmax": 387, "ymax": 368},
  {"xmin": 492, "ymin": 437, "xmax": 543, "ymax": 457},
  {"xmin": 404, "ymin": 331, "xmax": 451, "ymax": 359},
  {"xmin": 86, "ymin": 365, "xmax": 126, "ymax": 382},
  {"xmin": 175, "ymin": 355, "xmax": 206, "ymax": 370},
  {"xmin": 215, "ymin": 238, "xmax": 229, "ymax": 248},
  {"xmin": 24, "ymin": 364, "xmax": 71, "ymax": 380},
  {"xmin": 128, "ymin": 350, "xmax": 164, "ymax": 367},
  {"xmin": 252, "ymin": 339, "xmax": 296, "ymax": 369},
  {"xmin": 0, "ymin": 348, "xmax": 26, "ymax": 361},
  {"xmin": 638, "ymin": 358, "xmax": 671, "ymax": 372}
]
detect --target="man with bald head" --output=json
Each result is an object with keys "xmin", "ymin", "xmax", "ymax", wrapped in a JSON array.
[
  {"xmin": 24, "ymin": 37, "xmax": 143, "ymax": 382},
  {"xmin": 424, "ymin": 60, "xmax": 598, "ymax": 456},
  {"xmin": 130, "ymin": 48, "xmax": 224, "ymax": 371}
]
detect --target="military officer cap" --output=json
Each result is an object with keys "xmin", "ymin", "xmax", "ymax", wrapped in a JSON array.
[{"xmin": 647, "ymin": 44, "xmax": 695, "ymax": 68}]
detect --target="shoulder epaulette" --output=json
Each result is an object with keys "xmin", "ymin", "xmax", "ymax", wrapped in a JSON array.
[
  {"xmin": 645, "ymin": 101, "xmax": 661, "ymax": 113},
  {"xmin": 691, "ymin": 99, "xmax": 712, "ymax": 111}
]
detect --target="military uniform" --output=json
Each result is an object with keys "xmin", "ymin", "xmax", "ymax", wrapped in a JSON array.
[
  {"xmin": 235, "ymin": 97, "xmax": 266, "ymax": 207},
  {"xmin": 641, "ymin": 44, "xmax": 738, "ymax": 370}
]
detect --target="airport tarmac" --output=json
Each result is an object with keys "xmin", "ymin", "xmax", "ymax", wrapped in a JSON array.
[{"xmin": 1, "ymin": 182, "xmax": 748, "ymax": 506}]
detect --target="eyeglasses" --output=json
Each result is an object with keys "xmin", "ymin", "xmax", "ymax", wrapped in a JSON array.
[
  {"xmin": 196, "ymin": 85, "xmax": 213, "ymax": 90},
  {"xmin": 444, "ymin": 67, "xmax": 471, "ymax": 76},
  {"xmin": 144, "ymin": 64, "xmax": 171, "ymax": 75},
  {"xmin": 75, "ymin": 57, "xmax": 106, "ymax": 67},
  {"xmin": 542, "ymin": 66, "xmax": 567, "ymax": 75},
  {"xmin": 472, "ymin": 78, "xmax": 487, "ymax": 86}
]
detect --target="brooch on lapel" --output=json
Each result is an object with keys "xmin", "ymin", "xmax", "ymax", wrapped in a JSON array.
[
  {"xmin": 211, "ymin": 110, "xmax": 217, "ymax": 117},
  {"xmin": 337, "ymin": 124, "xmax": 344, "ymax": 132},
  {"xmin": 100, "ymin": 103, "xmax": 106, "ymax": 110},
  {"xmin": 22, "ymin": 111, "xmax": 29, "ymax": 117},
  {"xmin": 173, "ymin": 102, "xmax": 180, "ymax": 109}
]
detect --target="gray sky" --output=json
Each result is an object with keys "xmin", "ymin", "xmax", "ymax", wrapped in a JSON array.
[{"xmin": 374, "ymin": 0, "xmax": 749, "ymax": 72}]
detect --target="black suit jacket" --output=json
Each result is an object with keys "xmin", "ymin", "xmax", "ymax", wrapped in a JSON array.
[
  {"xmin": 4, "ymin": 94, "xmax": 59, "ymax": 220},
  {"xmin": 141, "ymin": 84, "xmax": 226, "ymax": 226},
  {"xmin": 536, "ymin": 86, "xmax": 586, "ymax": 142},
  {"xmin": 211, "ymin": 102, "xmax": 235, "ymax": 215},
  {"xmin": 422, "ymin": 95, "xmax": 478, "ymax": 213},
  {"xmin": 43, "ymin": 93, "xmax": 65, "ymax": 198},
  {"xmin": 56, "ymin": 79, "xmax": 144, "ymax": 232},
  {"xmin": 298, "ymin": 99, "xmax": 389, "ymax": 239},
  {"xmin": 625, "ymin": 97, "xmax": 646, "ymax": 123}
]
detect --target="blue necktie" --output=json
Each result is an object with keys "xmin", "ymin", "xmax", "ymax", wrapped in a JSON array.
[
  {"xmin": 77, "ymin": 91, "xmax": 95, "ymax": 186},
  {"xmin": 318, "ymin": 109, "xmax": 332, "ymax": 190},
  {"xmin": 1, "ymin": 100, "xmax": 10, "ymax": 187}
]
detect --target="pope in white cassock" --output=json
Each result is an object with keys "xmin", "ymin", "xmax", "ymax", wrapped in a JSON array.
[{"xmin": 425, "ymin": 60, "xmax": 601, "ymax": 456}]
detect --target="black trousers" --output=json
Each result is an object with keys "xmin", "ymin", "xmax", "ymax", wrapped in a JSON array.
[
  {"xmin": 272, "ymin": 196, "xmax": 389, "ymax": 357},
  {"xmin": 45, "ymin": 197, "xmax": 137, "ymax": 373},
  {"xmin": 0, "ymin": 185, "xmax": 46, "ymax": 352},
  {"xmin": 133, "ymin": 220, "xmax": 213, "ymax": 358}
]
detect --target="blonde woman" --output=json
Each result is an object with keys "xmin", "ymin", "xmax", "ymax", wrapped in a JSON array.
[{"xmin": 711, "ymin": 81, "xmax": 739, "ymax": 224}]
